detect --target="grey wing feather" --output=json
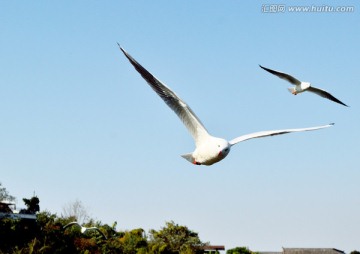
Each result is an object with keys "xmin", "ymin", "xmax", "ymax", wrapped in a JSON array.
[
  {"xmin": 95, "ymin": 228, "xmax": 107, "ymax": 239},
  {"xmin": 119, "ymin": 44, "xmax": 210, "ymax": 145},
  {"xmin": 63, "ymin": 221, "xmax": 80, "ymax": 229},
  {"xmin": 229, "ymin": 123, "xmax": 334, "ymax": 146},
  {"xmin": 307, "ymin": 86, "xmax": 348, "ymax": 107},
  {"xmin": 259, "ymin": 65, "xmax": 302, "ymax": 85},
  {"xmin": 87, "ymin": 227, "xmax": 108, "ymax": 239}
]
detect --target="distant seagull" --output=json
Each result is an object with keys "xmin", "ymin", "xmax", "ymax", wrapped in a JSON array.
[
  {"xmin": 259, "ymin": 65, "xmax": 348, "ymax": 107},
  {"xmin": 63, "ymin": 222, "xmax": 107, "ymax": 239},
  {"xmin": 118, "ymin": 44, "xmax": 334, "ymax": 166}
]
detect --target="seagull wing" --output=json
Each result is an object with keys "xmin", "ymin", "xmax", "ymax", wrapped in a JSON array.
[
  {"xmin": 94, "ymin": 228, "xmax": 108, "ymax": 239},
  {"xmin": 63, "ymin": 221, "xmax": 81, "ymax": 230},
  {"xmin": 259, "ymin": 65, "xmax": 301, "ymax": 86},
  {"xmin": 307, "ymin": 86, "xmax": 348, "ymax": 107},
  {"xmin": 119, "ymin": 44, "xmax": 210, "ymax": 146},
  {"xmin": 229, "ymin": 123, "xmax": 334, "ymax": 146},
  {"xmin": 85, "ymin": 227, "xmax": 106, "ymax": 237}
]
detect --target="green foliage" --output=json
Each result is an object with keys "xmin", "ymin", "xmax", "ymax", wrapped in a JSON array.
[
  {"xmin": 1, "ymin": 185, "xmax": 209, "ymax": 253},
  {"xmin": 148, "ymin": 221, "xmax": 206, "ymax": 254},
  {"xmin": 0, "ymin": 217, "xmax": 39, "ymax": 253},
  {"xmin": 1, "ymin": 212, "xmax": 208, "ymax": 253},
  {"xmin": 22, "ymin": 196, "xmax": 40, "ymax": 214},
  {"xmin": 226, "ymin": 247, "xmax": 258, "ymax": 254},
  {"xmin": 115, "ymin": 228, "xmax": 147, "ymax": 254},
  {"xmin": 350, "ymin": 251, "xmax": 360, "ymax": 254}
]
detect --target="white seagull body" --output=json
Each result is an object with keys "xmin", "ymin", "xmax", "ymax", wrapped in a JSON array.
[
  {"xmin": 259, "ymin": 65, "xmax": 348, "ymax": 107},
  {"xmin": 119, "ymin": 45, "xmax": 334, "ymax": 166},
  {"xmin": 63, "ymin": 222, "xmax": 107, "ymax": 239}
]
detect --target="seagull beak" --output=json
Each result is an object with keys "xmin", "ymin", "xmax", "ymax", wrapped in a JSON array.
[{"xmin": 218, "ymin": 151, "xmax": 222, "ymax": 157}]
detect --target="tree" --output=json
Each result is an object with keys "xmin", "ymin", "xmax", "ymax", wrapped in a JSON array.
[
  {"xmin": 21, "ymin": 196, "xmax": 40, "ymax": 214},
  {"xmin": 227, "ymin": 247, "xmax": 257, "ymax": 254},
  {"xmin": 1, "ymin": 213, "xmax": 212, "ymax": 254},
  {"xmin": 149, "ymin": 221, "xmax": 206, "ymax": 254},
  {"xmin": 0, "ymin": 182, "xmax": 15, "ymax": 202},
  {"xmin": 119, "ymin": 228, "xmax": 148, "ymax": 254},
  {"xmin": 350, "ymin": 251, "xmax": 360, "ymax": 254},
  {"xmin": 61, "ymin": 199, "xmax": 90, "ymax": 224},
  {"xmin": 3, "ymin": 195, "xmax": 215, "ymax": 254}
]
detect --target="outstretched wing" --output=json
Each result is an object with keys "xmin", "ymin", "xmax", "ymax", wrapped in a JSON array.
[
  {"xmin": 95, "ymin": 228, "xmax": 108, "ymax": 239},
  {"xmin": 86, "ymin": 227, "xmax": 108, "ymax": 239},
  {"xmin": 119, "ymin": 44, "xmax": 210, "ymax": 146},
  {"xmin": 259, "ymin": 65, "xmax": 302, "ymax": 86},
  {"xmin": 229, "ymin": 123, "xmax": 334, "ymax": 146},
  {"xmin": 307, "ymin": 86, "xmax": 348, "ymax": 107},
  {"xmin": 63, "ymin": 221, "xmax": 80, "ymax": 230}
]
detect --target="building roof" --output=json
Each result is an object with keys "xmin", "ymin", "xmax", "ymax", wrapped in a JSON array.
[
  {"xmin": 258, "ymin": 252, "xmax": 282, "ymax": 254},
  {"xmin": 0, "ymin": 200, "xmax": 15, "ymax": 205},
  {"xmin": 283, "ymin": 248, "xmax": 345, "ymax": 254},
  {"xmin": 203, "ymin": 245, "xmax": 225, "ymax": 251}
]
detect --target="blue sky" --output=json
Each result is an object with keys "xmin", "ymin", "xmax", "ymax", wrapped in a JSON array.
[{"xmin": 1, "ymin": 0, "xmax": 359, "ymax": 252}]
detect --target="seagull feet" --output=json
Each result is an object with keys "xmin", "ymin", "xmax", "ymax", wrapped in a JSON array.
[{"xmin": 193, "ymin": 160, "xmax": 201, "ymax": 165}]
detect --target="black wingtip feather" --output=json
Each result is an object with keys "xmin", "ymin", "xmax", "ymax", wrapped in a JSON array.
[
  {"xmin": 117, "ymin": 43, "xmax": 127, "ymax": 56},
  {"xmin": 117, "ymin": 46, "xmax": 162, "ymax": 96}
]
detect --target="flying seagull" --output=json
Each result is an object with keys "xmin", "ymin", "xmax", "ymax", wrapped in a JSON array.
[
  {"xmin": 63, "ymin": 222, "xmax": 107, "ymax": 239},
  {"xmin": 259, "ymin": 65, "xmax": 348, "ymax": 107},
  {"xmin": 118, "ymin": 44, "xmax": 333, "ymax": 166}
]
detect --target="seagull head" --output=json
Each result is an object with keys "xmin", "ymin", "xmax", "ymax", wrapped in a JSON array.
[{"xmin": 216, "ymin": 139, "xmax": 231, "ymax": 159}]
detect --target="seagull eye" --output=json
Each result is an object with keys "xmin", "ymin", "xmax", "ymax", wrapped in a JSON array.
[{"xmin": 218, "ymin": 145, "xmax": 220, "ymax": 147}]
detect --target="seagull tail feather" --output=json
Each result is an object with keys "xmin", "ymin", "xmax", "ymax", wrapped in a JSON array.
[
  {"xmin": 181, "ymin": 153, "xmax": 194, "ymax": 164},
  {"xmin": 287, "ymin": 87, "xmax": 296, "ymax": 95}
]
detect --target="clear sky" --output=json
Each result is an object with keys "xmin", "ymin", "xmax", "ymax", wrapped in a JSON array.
[{"xmin": 1, "ymin": 0, "xmax": 359, "ymax": 252}]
